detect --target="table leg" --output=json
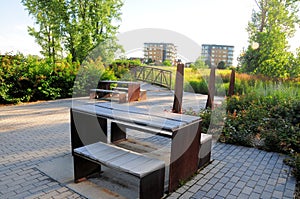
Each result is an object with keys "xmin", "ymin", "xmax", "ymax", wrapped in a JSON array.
[
  {"xmin": 128, "ymin": 83, "xmax": 140, "ymax": 102},
  {"xmin": 168, "ymin": 121, "xmax": 201, "ymax": 192},
  {"xmin": 111, "ymin": 122, "xmax": 127, "ymax": 143},
  {"xmin": 71, "ymin": 109, "xmax": 108, "ymax": 151}
]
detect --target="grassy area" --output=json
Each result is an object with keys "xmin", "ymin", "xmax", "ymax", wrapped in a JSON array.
[{"xmin": 154, "ymin": 66, "xmax": 231, "ymax": 94}]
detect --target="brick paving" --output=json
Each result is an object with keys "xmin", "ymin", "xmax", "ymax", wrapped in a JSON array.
[
  {"xmin": 0, "ymin": 86, "xmax": 297, "ymax": 199},
  {"xmin": 167, "ymin": 144, "xmax": 296, "ymax": 199},
  {"xmin": 0, "ymin": 99, "xmax": 85, "ymax": 199}
]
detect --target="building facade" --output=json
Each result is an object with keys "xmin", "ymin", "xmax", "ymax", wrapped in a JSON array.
[
  {"xmin": 144, "ymin": 43, "xmax": 177, "ymax": 65},
  {"xmin": 201, "ymin": 44, "xmax": 234, "ymax": 68}
]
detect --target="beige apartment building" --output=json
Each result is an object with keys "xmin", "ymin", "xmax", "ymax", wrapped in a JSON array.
[{"xmin": 144, "ymin": 43, "xmax": 177, "ymax": 65}]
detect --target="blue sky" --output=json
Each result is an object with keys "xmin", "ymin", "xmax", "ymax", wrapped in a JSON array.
[{"xmin": 1, "ymin": 0, "xmax": 299, "ymax": 65}]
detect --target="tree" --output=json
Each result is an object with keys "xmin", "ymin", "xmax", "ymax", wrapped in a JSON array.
[
  {"xmin": 21, "ymin": 0, "xmax": 64, "ymax": 61},
  {"xmin": 163, "ymin": 59, "xmax": 172, "ymax": 66},
  {"xmin": 192, "ymin": 57, "xmax": 208, "ymax": 69},
  {"xmin": 239, "ymin": 0, "xmax": 299, "ymax": 78},
  {"xmin": 217, "ymin": 61, "xmax": 226, "ymax": 69},
  {"xmin": 22, "ymin": 0, "xmax": 123, "ymax": 63}
]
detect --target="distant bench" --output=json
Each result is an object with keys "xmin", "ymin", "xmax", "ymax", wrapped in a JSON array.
[
  {"xmin": 89, "ymin": 89, "xmax": 127, "ymax": 103},
  {"xmin": 73, "ymin": 142, "xmax": 165, "ymax": 199},
  {"xmin": 90, "ymin": 80, "xmax": 145, "ymax": 102},
  {"xmin": 113, "ymin": 87, "xmax": 147, "ymax": 101}
]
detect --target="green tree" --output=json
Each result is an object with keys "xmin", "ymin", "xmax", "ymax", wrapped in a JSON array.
[
  {"xmin": 22, "ymin": 0, "xmax": 123, "ymax": 63},
  {"xmin": 22, "ymin": 0, "xmax": 64, "ymax": 61},
  {"xmin": 163, "ymin": 59, "xmax": 172, "ymax": 66},
  {"xmin": 239, "ymin": 0, "xmax": 299, "ymax": 78},
  {"xmin": 191, "ymin": 57, "xmax": 208, "ymax": 70},
  {"xmin": 217, "ymin": 61, "xmax": 226, "ymax": 69}
]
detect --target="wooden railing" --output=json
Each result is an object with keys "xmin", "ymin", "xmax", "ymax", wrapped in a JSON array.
[{"xmin": 131, "ymin": 66, "xmax": 172, "ymax": 89}]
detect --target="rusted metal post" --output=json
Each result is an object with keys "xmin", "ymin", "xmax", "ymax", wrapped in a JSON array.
[
  {"xmin": 205, "ymin": 67, "xmax": 216, "ymax": 109},
  {"xmin": 172, "ymin": 63, "xmax": 184, "ymax": 113},
  {"xmin": 228, "ymin": 69, "xmax": 235, "ymax": 97}
]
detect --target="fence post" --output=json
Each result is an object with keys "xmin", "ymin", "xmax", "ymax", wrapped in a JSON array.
[
  {"xmin": 205, "ymin": 67, "xmax": 216, "ymax": 109},
  {"xmin": 172, "ymin": 63, "xmax": 184, "ymax": 113},
  {"xmin": 228, "ymin": 69, "xmax": 235, "ymax": 97}
]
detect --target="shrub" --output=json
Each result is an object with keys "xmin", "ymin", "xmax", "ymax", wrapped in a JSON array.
[
  {"xmin": 73, "ymin": 57, "xmax": 116, "ymax": 96},
  {"xmin": 0, "ymin": 54, "xmax": 78, "ymax": 103},
  {"xmin": 163, "ymin": 60, "xmax": 172, "ymax": 66},
  {"xmin": 185, "ymin": 79, "xmax": 208, "ymax": 94}
]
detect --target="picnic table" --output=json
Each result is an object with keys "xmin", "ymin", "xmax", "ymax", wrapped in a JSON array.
[
  {"xmin": 71, "ymin": 102, "xmax": 202, "ymax": 195},
  {"xmin": 96, "ymin": 80, "xmax": 141, "ymax": 102}
]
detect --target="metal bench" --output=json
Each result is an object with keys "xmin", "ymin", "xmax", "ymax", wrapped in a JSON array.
[
  {"xmin": 113, "ymin": 87, "xmax": 147, "ymax": 101},
  {"xmin": 89, "ymin": 89, "xmax": 127, "ymax": 103},
  {"xmin": 73, "ymin": 142, "xmax": 165, "ymax": 199},
  {"xmin": 97, "ymin": 80, "xmax": 141, "ymax": 102}
]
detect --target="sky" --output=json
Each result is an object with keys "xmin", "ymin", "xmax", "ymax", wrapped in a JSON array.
[{"xmin": 0, "ymin": 0, "xmax": 300, "ymax": 65}]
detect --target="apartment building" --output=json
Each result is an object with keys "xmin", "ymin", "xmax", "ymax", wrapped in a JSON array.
[
  {"xmin": 144, "ymin": 43, "xmax": 177, "ymax": 65},
  {"xmin": 201, "ymin": 44, "xmax": 234, "ymax": 68}
]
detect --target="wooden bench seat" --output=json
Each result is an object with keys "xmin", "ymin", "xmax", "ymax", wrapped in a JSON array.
[
  {"xmin": 73, "ymin": 142, "xmax": 165, "ymax": 199},
  {"xmin": 90, "ymin": 89, "xmax": 127, "ymax": 103}
]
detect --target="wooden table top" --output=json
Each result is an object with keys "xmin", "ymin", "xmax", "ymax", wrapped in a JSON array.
[{"xmin": 72, "ymin": 103, "xmax": 201, "ymax": 132}]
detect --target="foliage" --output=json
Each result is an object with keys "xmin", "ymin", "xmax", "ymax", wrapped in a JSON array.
[
  {"xmin": 73, "ymin": 57, "xmax": 116, "ymax": 96},
  {"xmin": 163, "ymin": 60, "xmax": 172, "ymax": 66},
  {"xmin": 217, "ymin": 61, "xmax": 226, "ymax": 69},
  {"xmin": 222, "ymin": 86, "xmax": 300, "ymax": 178},
  {"xmin": 21, "ymin": 0, "xmax": 123, "ymax": 63},
  {"xmin": 191, "ymin": 57, "xmax": 208, "ymax": 71},
  {"xmin": 188, "ymin": 72, "xmax": 300, "ymax": 179},
  {"xmin": 239, "ymin": 0, "xmax": 300, "ymax": 78},
  {"xmin": 0, "ymin": 54, "xmax": 78, "ymax": 104},
  {"xmin": 109, "ymin": 59, "xmax": 142, "ymax": 80},
  {"xmin": 185, "ymin": 79, "xmax": 208, "ymax": 95}
]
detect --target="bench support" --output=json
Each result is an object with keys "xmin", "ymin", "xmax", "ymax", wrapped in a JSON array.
[
  {"xmin": 90, "ymin": 89, "xmax": 127, "ymax": 103},
  {"xmin": 73, "ymin": 155, "xmax": 101, "ymax": 182},
  {"xmin": 140, "ymin": 167, "xmax": 165, "ymax": 199},
  {"xmin": 111, "ymin": 122, "xmax": 127, "ymax": 143},
  {"xmin": 128, "ymin": 83, "xmax": 140, "ymax": 102},
  {"xmin": 169, "ymin": 121, "xmax": 201, "ymax": 192},
  {"xmin": 199, "ymin": 134, "xmax": 212, "ymax": 168}
]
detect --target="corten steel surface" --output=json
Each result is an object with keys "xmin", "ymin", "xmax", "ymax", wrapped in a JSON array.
[
  {"xmin": 140, "ymin": 167, "xmax": 165, "ymax": 199},
  {"xmin": 73, "ymin": 153, "xmax": 101, "ymax": 183},
  {"xmin": 70, "ymin": 109, "xmax": 107, "ymax": 151},
  {"xmin": 97, "ymin": 80, "xmax": 141, "ymax": 102},
  {"xmin": 169, "ymin": 120, "xmax": 201, "ymax": 192},
  {"xmin": 172, "ymin": 63, "xmax": 184, "ymax": 114},
  {"xmin": 72, "ymin": 103, "xmax": 202, "ymax": 193},
  {"xmin": 205, "ymin": 67, "xmax": 216, "ymax": 109},
  {"xmin": 228, "ymin": 69, "xmax": 235, "ymax": 97},
  {"xmin": 127, "ymin": 83, "xmax": 140, "ymax": 102}
]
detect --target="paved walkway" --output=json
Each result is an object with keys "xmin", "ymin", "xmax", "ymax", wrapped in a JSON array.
[{"xmin": 0, "ymin": 84, "xmax": 296, "ymax": 199}]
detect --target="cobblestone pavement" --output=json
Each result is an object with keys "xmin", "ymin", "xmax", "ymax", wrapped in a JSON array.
[{"xmin": 0, "ymin": 87, "xmax": 296, "ymax": 199}]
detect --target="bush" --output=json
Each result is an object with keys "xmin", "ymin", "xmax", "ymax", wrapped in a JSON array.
[
  {"xmin": 163, "ymin": 60, "xmax": 172, "ymax": 66},
  {"xmin": 185, "ymin": 72, "xmax": 300, "ymax": 180},
  {"xmin": 73, "ymin": 57, "xmax": 116, "ymax": 96},
  {"xmin": 0, "ymin": 54, "xmax": 78, "ymax": 104},
  {"xmin": 185, "ymin": 79, "xmax": 208, "ymax": 94}
]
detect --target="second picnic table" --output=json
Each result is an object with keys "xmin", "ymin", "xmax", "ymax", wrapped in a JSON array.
[{"xmin": 97, "ymin": 80, "xmax": 141, "ymax": 102}]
